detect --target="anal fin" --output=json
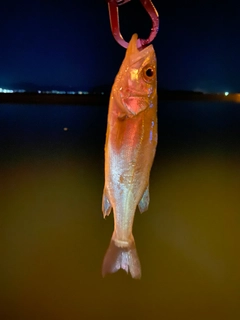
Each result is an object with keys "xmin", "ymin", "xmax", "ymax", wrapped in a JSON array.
[
  {"xmin": 102, "ymin": 188, "xmax": 112, "ymax": 218},
  {"xmin": 138, "ymin": 186, "xmax": 150, "ymax": 213}
]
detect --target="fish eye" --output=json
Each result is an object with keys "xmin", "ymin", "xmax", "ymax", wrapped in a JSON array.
[
  {"xmin": 143, "ymin": 66, "xmax": 155, "ymax": 82},
  {"xmin": 146, "ymin": 68, "xmax": 154, "ymax": 77}
]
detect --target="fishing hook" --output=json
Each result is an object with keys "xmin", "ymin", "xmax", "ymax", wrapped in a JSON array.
[{"xmin": 106, "ymin": 0, "xmax": 159, "ymax": 49}]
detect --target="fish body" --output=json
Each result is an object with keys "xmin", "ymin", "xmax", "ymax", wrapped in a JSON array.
[{"xmin": 102, "ymin": 34, "xmax": 157, "ymax": 279}]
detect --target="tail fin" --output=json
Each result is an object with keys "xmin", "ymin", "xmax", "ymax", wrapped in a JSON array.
[{"xmin": 102, "ymin": 234, "xmax": 141, "ymax": 279}]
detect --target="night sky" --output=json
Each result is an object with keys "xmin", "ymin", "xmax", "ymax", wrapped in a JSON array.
[{"xmin": 0, "ymin": 0, "xmax": 240, "ymax": 92}]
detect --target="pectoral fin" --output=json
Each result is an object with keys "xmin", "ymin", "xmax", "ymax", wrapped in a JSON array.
[
  {"xmin": 117, "ymin": 111, "xmax": 127, "ymax": 121},
  {"xmin": 102, "ymin": 188, "xmax": 112, "ymax": 218},
  {"xmin": 138, "ymin": 186, "xmax": 150, "ymax": 213}
]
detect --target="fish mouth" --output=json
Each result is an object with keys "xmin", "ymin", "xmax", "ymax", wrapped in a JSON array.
[
  {"xmin": 130, "ymin": 45, "xmax": 154, "ymax": 64},
  {"xmin": 126, "ymin": 33, "xmax": 155, "ymax": 65}
]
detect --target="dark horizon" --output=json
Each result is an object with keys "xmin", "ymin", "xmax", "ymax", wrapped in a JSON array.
[{"xmin": 0, "ymin": 81, "xmax": 237, "ymax": 95}]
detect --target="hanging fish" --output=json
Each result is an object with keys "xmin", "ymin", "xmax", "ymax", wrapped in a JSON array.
[{"xmin": 102, "ymin": 33, "xmax": 158, "ymax": 279}]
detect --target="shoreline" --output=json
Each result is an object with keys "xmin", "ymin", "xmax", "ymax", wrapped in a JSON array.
[{"xmin": 0, "ymin": 92, "xmax": 240, "ymax": 105}]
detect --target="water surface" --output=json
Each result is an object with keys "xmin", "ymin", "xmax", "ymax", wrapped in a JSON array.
[{"xmin": 1, "ymin": 102, "xmax": 240, "ymax": 319}]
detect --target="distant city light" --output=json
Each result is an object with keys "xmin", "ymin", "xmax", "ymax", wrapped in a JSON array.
[
  {"xmin": 0, "ymin": 87, "xmax": 91, "ymax": 95},
  {"xmin": 0, "ymin": 88, "xmax": 13, "ymax": 93},
  {"xmin": 224, "ymin": 91, "xmax": 229, "ymax": 96}
]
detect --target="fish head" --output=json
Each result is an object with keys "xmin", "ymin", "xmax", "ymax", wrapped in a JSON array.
[{"xmin": 114, "ymin": 33, "xmax": 157, "ymax": 117}]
